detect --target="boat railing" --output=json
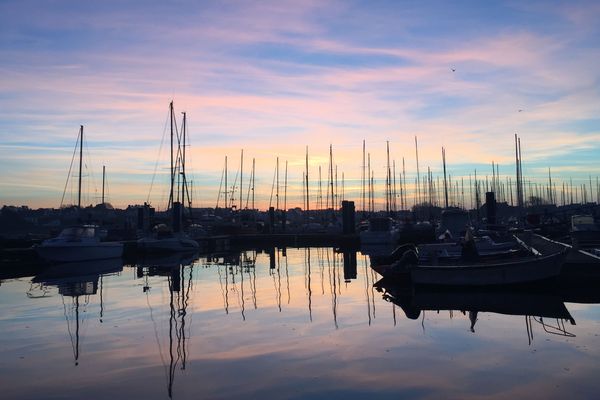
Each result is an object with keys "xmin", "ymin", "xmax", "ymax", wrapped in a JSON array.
[{"xmin": 513, "ymin": 234, "xmax": 541, "ymax": 256}]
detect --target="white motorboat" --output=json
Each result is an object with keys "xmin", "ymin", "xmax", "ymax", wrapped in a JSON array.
[{"xmin": 35, "ymin": 225, "xmax": 123, "ymax": 263}]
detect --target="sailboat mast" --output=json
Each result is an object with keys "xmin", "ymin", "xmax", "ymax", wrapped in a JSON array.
[
  {"xmin": 367, "ymin": 153, "xmax": 373, "ymax": 213},
  {"xmin": 240, "ymin": 149, "xmax": 243, "ymax": 211},
  {"xmin": 225, "ymin": 156, "xmax": 228, "ymax": 208},
  {"xmin": 78, "ymin": 125, "xmax": 83, "ymax": 208},
  {"xmin": 386, "ymin": 141, "xmax": 390, "ymax": 214},
  {"xmin": 442, "ymin": 146, "xmax": 448, "ymax": 209},
  {"xmin": 362, "ymin": 140, "xmax": 366, "ymax": 215},
  {"xmin": 415, "ymin": 136, "xmax": 421, "ymax": 207},
  {"xmin": 181, "ymin": 111, "xmax": 186, "ymax": 209},
  {"xmin": 329, "ymin": 144, "xmax": 334, "ymax": 210},
  {"xmin": 393, "ymin": 160, "xmax": 397, "ymax": 212},
  {"xmin": 102, "ymin": 165, "xmax": 105, "ymax": 204},
  {"xmin": 305, "ymin": 146, "xmax": 310, "ymax": 214},
  {"xmin": 169, "ymin": 102, "xmax": 175, "ymax": 210},
  {"xmin": 284, "ymin": 160, "xmax": 288, "ymax": 211}
]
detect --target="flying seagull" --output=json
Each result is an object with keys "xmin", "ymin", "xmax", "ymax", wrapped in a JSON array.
[{"xmin": 451, "ymin": 67, "xmax": 456, "ymax": 72}]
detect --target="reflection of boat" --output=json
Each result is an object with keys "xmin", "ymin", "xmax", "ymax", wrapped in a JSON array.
[
  {"xmin": 372, "ymin": 239, "xmax": 566, "ymax": 286},
  {"xmin": 136, "ymin": 251, "xmax": 198, "ymax": 270},
  {"xmin": 33, "ymin": 257, "xmax": 123, "ymax": 284},
  {"xmin": 35, "ymin": 225, "xmax": 123, "ymax": 263},
  {"xmin": 375, "ymin": 278, "xmax": 575, "ymax": 324},
  {"xmin": 32, "ymin": 258, "xmax": 123, "ymax": 365}
]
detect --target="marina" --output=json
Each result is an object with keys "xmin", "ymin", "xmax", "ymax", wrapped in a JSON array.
[{"xmin": 2, "ymin": 0, "xmax": 600, "ymax": 398}]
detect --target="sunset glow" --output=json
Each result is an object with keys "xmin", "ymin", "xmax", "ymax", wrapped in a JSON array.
[{"xmin": 1, "ymin": 1, "xmax": 599, "ymax": 209}]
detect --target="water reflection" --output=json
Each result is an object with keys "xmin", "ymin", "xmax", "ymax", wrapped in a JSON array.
[
  {"xmin": 375, "ymin": 278, "xmax": 577, "ymax": 341},
  {"xmin": 136, "ymin": 258, "xmax": 194, "ymax": 398},
  {"xmin": 31, "ymin": 258, "xmax": 123, "ymax": 365},
  {"xmin": 1, "ymin": 247, "xmax": 600, "ymax": 399}
]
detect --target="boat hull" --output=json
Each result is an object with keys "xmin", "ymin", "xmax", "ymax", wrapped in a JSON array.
[
  {"xmin": 137, "ymin": 237, "xmax": 199, "ymax": 253},
  {"xmin": 410, "ymin": 252, "xmax": 565, "ymax": 286},
  {"xmin": 35, "ymin": 242, "xmax": 123, "ymax": 263}
]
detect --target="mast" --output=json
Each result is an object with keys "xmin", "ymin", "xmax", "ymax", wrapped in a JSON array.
[
  {"xmin": 393, "ymin": 160, "xmax": 397, "ymax": 212},
  {"xmin": 284, "ymin": 160, "xmax": 288, "ymax": 211},
  {"xmin": 101, "ymin": 165, "xmax": 105, "ymax": 205},
  {"xmin": 442, "ymin": 146, "xmax": 448, "ymax": 209},
  {"xmin": 386, "ymin": 141, "xmax": 391, "ymax": 214},
  {"xmin": 515, "ymin": 134, "xmax": 519, "ymax": 207},
  {"xmin": 252, "ymin": 158, "xmax": 255, "ymax": 210},
  {"xmin": 240, "ymin": 149, "xmax": 244, "ymax": 211},
  {"xmin": 169, "ymin": 102, "xmax": 174, "ymax": 211},
  {"xmin": 78, "ymin": 125, "xmax": 83, "ymax": 208},
  {"xmin": 415, "ymin": 136, "xmax": 421, "ymax": 207},
  {"xmin": 367, "ymin": 153, "xmax": 371, "ymax": 213},
  {"xmin": 329, "ymin": 144, "xmax": 334, "ymax": 211},
  {"xmin": 518, "ymin": 137, "xmax": 523, "ymax": 205},
  {"xmin": 225, "ymin": 156, "xmax": 228, "ymax": 208},
  {"xmin": 402, "ymin": 157, "xmax": 406, "ymax": 211},
  {"xmin": 305, "ymin": 146, "xmax": 309, "ymax": 214},
  {"xmin": 362, "ymin": 140, "xmax": 366, "ymax": 215},
  {"xmin": 334, "ymin": 165, "xmax": 338, "ymax": 209},
  {"xmin": 181, "ymin": 112, "xmax": 186, "ymax": 209},
  {"xmin": 548, "ymin": 167, "xmax": 553, "ymax": 205}
]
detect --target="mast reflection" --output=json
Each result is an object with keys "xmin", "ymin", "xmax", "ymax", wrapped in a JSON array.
[
  {"xmin": 136, "ymin": 254, "xmax": 196, "ymax": 399},
  {"xmin": 32, "ymin": 258, "xmax": 123, "ymax": 366}
]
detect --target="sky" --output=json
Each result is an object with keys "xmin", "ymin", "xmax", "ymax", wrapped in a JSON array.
[{"xmin": 1, "ymin": 0, "xmax": 599, "ymax": 210}]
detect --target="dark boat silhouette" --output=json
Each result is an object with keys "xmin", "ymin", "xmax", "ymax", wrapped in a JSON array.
[{"xmin": 375, "ymin": 278, "xmax": 575, "ymax": 325}]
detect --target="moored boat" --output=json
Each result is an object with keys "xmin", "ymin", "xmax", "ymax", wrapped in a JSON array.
[
  {"xmin": 35, "ymin": 225, "xmax": 123, "ymax": 263},
  {"xmin": 137, "ymin": 226, "xmax": 199, "ymax": 253},
  {"xmin": 371, "ymin": 237, "xmax": 567, "ymax": 286}
]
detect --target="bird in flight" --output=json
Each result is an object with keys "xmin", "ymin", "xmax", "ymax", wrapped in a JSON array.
[
  {"xmin": 451, "ymin": 67, "xmax": 456, "ymax": 72},
  {"xmin": 518, "ymin": 109, "xmax": 523, "ymax": 112}
]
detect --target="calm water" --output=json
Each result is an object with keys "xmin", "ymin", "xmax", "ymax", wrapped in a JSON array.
[{"xmin": 1, "ymin": 248, "xmax": 599, "ymax": 399}]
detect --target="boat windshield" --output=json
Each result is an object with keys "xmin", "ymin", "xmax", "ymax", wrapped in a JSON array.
[{"xmin": 58, "ymin": 227, "xmax": 96, "ymax": 239}]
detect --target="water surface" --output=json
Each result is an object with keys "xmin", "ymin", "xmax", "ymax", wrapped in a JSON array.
[{"xmin": 1, "ymin": 248, "xmax": 599, "ymax": 399}]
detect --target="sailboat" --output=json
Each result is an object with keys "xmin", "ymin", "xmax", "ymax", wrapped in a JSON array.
[
  {"xmin": 35, "ymin": 126, "xmax": 124, "ymax": 263},
  {"xmin": 138, "ymin": 102, "xmax": 199, "ymax": 253}
]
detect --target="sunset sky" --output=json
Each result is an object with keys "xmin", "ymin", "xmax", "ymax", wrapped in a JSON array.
[{"xmin": 1, "ymin": 0, "xmax": 599, "ymax": 209}]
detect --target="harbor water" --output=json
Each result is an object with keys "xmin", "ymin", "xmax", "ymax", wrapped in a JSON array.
[{"xmin": 1, "ymin": 248, "xmax": 599, "ymax": 399}]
